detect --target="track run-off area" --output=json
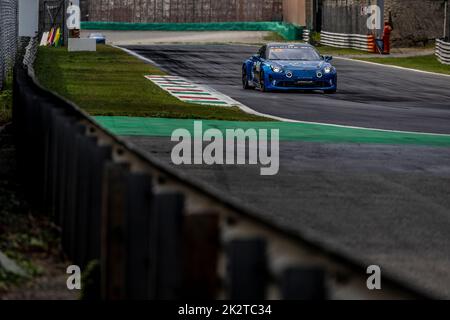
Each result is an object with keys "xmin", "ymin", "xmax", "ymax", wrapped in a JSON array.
[
  {"xmin": 125, "ymin": 44, "xmax": 450, "ymax": 134},
  {"xmin": 96, "ymin": 44, "xmax": 450, "ymax": 298}
]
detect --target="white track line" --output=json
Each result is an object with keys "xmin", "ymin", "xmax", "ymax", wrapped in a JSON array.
[
  {"xmin": 336, "ymin": 57, "xmax": 450, "ymax": 78},
  {"xmin": 113, "ymin": 45, "xmax": 164, "ymax": 69},
  {"xmin": 116, "ymin": 45, "xmax": 450, "ymax": 137}
]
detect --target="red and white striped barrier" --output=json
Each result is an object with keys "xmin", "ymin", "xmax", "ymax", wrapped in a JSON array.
[
  {"xmin": 436, "ymin": 39, "xmax": 450, "ymax": 65},
  {"xmin": 320, "ymin": 31, "xmax": 376, "ymax": 52}
]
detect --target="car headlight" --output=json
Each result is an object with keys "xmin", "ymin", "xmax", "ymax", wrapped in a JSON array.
[
  {"xmin": 271, "ymin": 65, "xmax": 283, "ymax": 73},
  {"xmin": 324, "ymin": 66, "xmax": 332, "ymax": 74}
]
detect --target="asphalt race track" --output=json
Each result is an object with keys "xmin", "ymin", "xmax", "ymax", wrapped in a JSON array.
[
  {"xmin": 120, "ymin": 44, "xmax": 450, "ymax": 298},
  {"xmin": 125, "ymin": 44, "xmax": 450, "ymax": 134}
]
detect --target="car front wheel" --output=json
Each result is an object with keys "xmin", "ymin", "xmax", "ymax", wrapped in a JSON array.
[
  {"xmin": 260, "ymin": 71, "xmax": 267, "ymax": 92},
  {"xmin": 242, "ymin": 68, "xmax": 251, "ymax": 90},
  {"xmin": 324, "ymin": 77, "xmax": 337, "ymax": 94}
]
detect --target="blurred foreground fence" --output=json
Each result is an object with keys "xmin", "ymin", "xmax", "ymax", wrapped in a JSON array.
[
  {"xmin": 436, "ymin": 38, "xmax": 450, "ymax": 65},
  {"xmin": 13, "ymin": 44, "xmax": 432, "ymax": 300},
  {"xmin": 0, "ymin": 0, "xmax": 18, "ymax": 89}
]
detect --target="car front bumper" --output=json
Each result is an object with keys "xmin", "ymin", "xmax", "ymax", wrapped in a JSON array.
[{"xmin": 265, "ymin": 72, "xmax": 337, "ymax": 91}]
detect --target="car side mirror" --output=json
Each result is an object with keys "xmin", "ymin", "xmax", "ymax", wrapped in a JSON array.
[{"xmin": 324, "ymin": 55, "xmax": 333, "ymax": 62}]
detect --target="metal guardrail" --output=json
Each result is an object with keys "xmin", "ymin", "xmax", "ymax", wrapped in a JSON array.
[
  {"xmin": 12, "ymin": 42, "xmax": 432, "ymax": 300},
  {"xmin": 320, "ymin": 31, "xmax": 374, "ymax": 52},
  {"xmin": 436, "ymin": 38, "xmax": 450, "ymax": 65}
]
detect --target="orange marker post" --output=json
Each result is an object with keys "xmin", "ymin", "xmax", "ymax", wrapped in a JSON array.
[
  {"xmin": 383, "ymin": 22, "xmax": 393, "ymax": 54},
  {"xmin": 368, "ymin": 34, "xmax": 376, "ymax": 53}
]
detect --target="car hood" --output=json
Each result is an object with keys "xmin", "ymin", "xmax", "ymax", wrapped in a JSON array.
[{"xmin": 268, "ymin": 60, "xmax": 326, "ymax": 70}]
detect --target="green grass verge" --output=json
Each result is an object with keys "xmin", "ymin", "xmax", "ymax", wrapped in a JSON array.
[
  {"xmin": 34, "ymin": 45, "xmax": 268, "ymax": 121},
  {"xmin": 357, "ymin": 55, "xmax": 450, "ymax": 75},
  {"xmin": 0, "ymin": 75, "xmax": 13, "ymax": 126}
]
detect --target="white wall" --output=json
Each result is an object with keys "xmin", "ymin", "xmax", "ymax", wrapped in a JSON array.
[{"xmin": 18, "ymin": 0, "xmax": 39, "ymax": 37}]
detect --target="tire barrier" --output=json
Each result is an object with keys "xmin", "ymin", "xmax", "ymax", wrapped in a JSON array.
[
  {"xmin": 302, "ymin": 29, "xmax": 310, "ymax": 43},
  {"xmin": 320, "ymin": 31, "xmax": 375, "ymax": 52},
  {"xmin": 436, "ymin": 39, "xmax": 450, "ymax": 65},
  {"xmin": 12, "ymin": 60, "xmax": 432, "ymax": 300}
]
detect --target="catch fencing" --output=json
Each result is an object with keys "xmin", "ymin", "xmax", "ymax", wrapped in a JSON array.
[
  {"xmin": 39, "ymin": 1, "xmax": 66, "ymax": 33},
  {"xmin": 0, "ymin": 0, "xmax": 18, "ymax": 90},
  {"xmin": 436, "ymin": 38, "xmax": 450, "ymax": 65},
  {"xmin": 321, "ymin": 0, "xmax": 373, "ymax": 36},
  {"xmin": 13, "ymin": 39, "xmax": 432, "ymax": 300},
  {"xmin": 84, "ymin": 0, "xmax": 283, "ymax": 23},
  {"xmin": 320, "ymin": 0, "xmax": 381, "ymax": 51}
]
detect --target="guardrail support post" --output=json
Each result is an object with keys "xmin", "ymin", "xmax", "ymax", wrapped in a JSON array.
[
  {"xmin": 124, "ymin": 172, "xmax": 153, "ymax": 299},
  {"xmin": 182, "ymin": 212, "xmax": 220, "ymax": 299},
  {"xmin": 86, "ymin": 144, "xmax": 112, "ymax": 265},
  {"xmin": 280, "ymin": 267, "xmax": 327, "ymax": 300},
  {"xmin": 150, "ymin": 192, "xmax": 185, "ymax": 300},
  {"xmin": 61, "ymin": 123, "xmax": 86, "ymax": 260},
  {"xmin": 101, "ymin": 162, "xmax": 130, "ymax": 300},
  {"xmin": 226, "ymin": 238, "xmax": 267, "ymax": 300}
]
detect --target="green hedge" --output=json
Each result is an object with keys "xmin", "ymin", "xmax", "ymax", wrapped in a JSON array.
[{"xmin": 80, "ymin": 21, "xmax": 303, "ymax": 41}]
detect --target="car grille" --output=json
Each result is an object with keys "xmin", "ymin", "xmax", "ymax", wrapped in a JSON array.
[
  {"xmin": 277, "ymin": 81, "xmax": 330, "ymax": 88},
  {"xmin": 291, "ymin": 70, "xmax": 317, "ymax": 78}
]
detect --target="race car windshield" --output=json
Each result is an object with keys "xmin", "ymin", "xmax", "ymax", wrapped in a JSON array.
[{"xmin": 268, "ymin": 47, "xmax": 321, "ymax": 61}]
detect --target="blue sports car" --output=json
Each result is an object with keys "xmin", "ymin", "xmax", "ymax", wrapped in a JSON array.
[{"xmin": 242, "ymin": 43, "xmax": 337, "ymax": 93}]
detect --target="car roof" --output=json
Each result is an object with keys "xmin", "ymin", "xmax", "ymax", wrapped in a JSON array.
[{"xmin": 266, "ymin": 43, "xmax": 313, "ymax": 48}]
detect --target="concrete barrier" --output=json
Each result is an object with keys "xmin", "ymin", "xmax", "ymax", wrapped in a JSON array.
[
  {"xmin": 68, "ymin": 38, "xmax": 96, "ymax": 52},
  {"xmin": 81, "ymin": 21, "xmax": 304, "ymax": 41}
]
